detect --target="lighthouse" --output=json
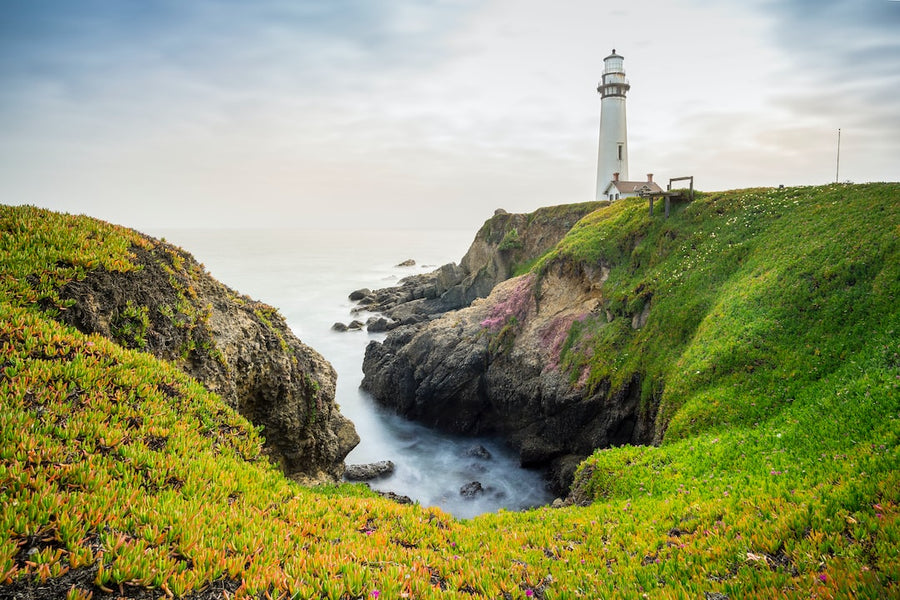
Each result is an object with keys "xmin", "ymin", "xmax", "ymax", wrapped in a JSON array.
[{"xmin": 595, "ymin": 49, "xmax": 630, "ymax": 201}]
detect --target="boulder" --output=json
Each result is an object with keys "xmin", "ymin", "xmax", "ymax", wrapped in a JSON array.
[
  {"xmin": 365, "ymin": 316, "xmax": 396, "ymax": 333},
  {"xmin": 348, "ymin": 320, "xmax": 365, "ymax": 330},
  {"xmin": 465, "ymin": 445, "xmax": 492, "ymax": 460},
  {"xmin": 331, "ymin": 322, "xmax": 349, "ymax": 332},
  {"xmin": 375, "ymin": 490, "xmax": 413, "ymax": 504},
  {"xmin": 396, "ymin": 259, "xmax": 416, "ymax": 267},
  {"xmin": 344, "ymin": 460, "xmax": 396, "ymax": 481},
  {"xmin": 349, "ymin": 288, "xmax": 371, "ymax": 301},
  {"xmin": 459, "ymin": 481, "xmax": 484, "ymax": 498}
]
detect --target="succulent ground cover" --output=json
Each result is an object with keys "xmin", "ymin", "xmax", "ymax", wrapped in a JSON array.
[{"xmin": 1, "ymin": 186, "xmax": 899, "ymax": 599}]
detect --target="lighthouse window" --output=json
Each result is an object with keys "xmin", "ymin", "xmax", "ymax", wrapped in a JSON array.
[{"xmin": 617, "ymin": 145, "xmax": 623, "ymax": 161}]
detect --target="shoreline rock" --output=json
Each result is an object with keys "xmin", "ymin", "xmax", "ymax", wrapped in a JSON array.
[
  {"xmin": 374, "ymin": 489, "xmax": 414, "ymax": 504},
  {"xmin": 349, "ymin": 288, "xmax": 371, "ymax": 301},
  {"xmin": 459, "ymin": 481, "xmax": 484, "ymax": 498},
  {"xmin": 465, "ymin": 445, "xmax": 492, "ymax": 460},
  {"xmin": 344, "ymin": 460, "xmax": 396, "ymax": 481}
]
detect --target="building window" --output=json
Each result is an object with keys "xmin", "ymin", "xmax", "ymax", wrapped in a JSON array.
[{"xmin": 617, "ymin": 144, "xmax": 623, "ymax": 161}]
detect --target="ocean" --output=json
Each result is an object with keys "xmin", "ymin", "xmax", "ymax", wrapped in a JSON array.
[{"xmin": 156, "ymin": 228, "xmax": 554, "ymax": 519}]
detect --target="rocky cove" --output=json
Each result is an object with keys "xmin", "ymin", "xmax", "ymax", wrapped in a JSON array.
[
  {"xmin": 37, "ymin": 199, "xmax": 660, "ymax": 505},
  {"xmin": 151, "ymin": 226, "xmax": 557, "ymax": 516}
]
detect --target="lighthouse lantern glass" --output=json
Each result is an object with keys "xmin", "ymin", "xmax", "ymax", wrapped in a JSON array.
[{"xmin": 605, "ymin": 57, "xmax": 624, "ymax": 74}]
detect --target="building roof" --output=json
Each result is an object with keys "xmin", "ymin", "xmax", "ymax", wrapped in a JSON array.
[{"xmin": 603, "ymin": 180, "xmax": 664, "ymax": 195}]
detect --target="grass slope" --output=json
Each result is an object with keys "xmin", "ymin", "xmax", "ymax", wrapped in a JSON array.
[{"xmin": 1, "ymin": 188, "xmax": 898, "ymax": 599}]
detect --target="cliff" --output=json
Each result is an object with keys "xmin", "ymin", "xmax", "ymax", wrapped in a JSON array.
[
  {"xmin": 1, "ymin": 205, "xmax": 358, "ymax": 482},
  {"xmin": 362, "ymin": 183, "xmax": 900, "ymax": 494}
]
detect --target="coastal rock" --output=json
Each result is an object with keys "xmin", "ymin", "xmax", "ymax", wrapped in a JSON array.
[
  {"xmin": 57, "ymin": 240, "xmax": 359, "ymax": 483},
  {"xmin": 396, "ymin": 259, "xmax": 416, "ymax": 267},
  {"xmin": 465, "ymin": 445, "xmax": 492, "ymax": 460},
  {"xmin": 349, "ymin": 288, "xmax": 371, "ymax": 301},
  {"xmin": 459, "ymin": 481, "xmax": 484, "ymax": 498},
  {"xmin": 348, "ymin": 320, "xmax": 365, "ymax": 330},
  {"xmin": 362, "ymin": 260, "xmax": 656, "ymax": 495},
  {"xmin": 365, "ymin": 316, "xmax": 396, "ymax": 333},
  {"xmin": 356, "ymin": 202, "xmax": 618, "ymax": 494},
  {"xmin": 375, "ymin": 490, "xmax": 414, "ymax": 504},
  {"xmin": 332, "ymin": 322, "xmax": 349, "ymax": 332},
  {"xmin": 344, "ymin": 460, "xmax": 396, "ymax": 481}
]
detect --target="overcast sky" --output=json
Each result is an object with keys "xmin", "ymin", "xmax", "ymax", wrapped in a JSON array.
[{"xmin": 2, "ymin": 0, "xmax": 898, "ymax": 232}]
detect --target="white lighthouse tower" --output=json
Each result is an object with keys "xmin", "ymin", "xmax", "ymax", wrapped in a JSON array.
[{"xmin": 595, "ymin": 49, "xmax": 630, "ymax": 201}]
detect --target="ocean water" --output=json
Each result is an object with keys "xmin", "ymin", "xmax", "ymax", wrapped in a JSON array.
[{"xmin": 157, "ymin": 228, "xmax": 554, "ymax": 519}]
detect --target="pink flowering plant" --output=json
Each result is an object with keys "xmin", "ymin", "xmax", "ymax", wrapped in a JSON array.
[
  {"xmin": 480, "ymin": 274, "xmax": 535, "ymax": 332},
  {"xmin": 539, "ymin": 312, "xmax": 589, "ymax": 371}
]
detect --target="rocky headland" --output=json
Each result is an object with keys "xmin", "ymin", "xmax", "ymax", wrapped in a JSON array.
[
  {"xmin": 347, "ymin": 202, "xmax": 604, "ymax": 331},
  {"xmin": 354, "ymin": 201, "xmax": 655, "ymax": 494},
  {"xmin": 57, "ymin": 237, "xmax": 359, "ymax": 483}
]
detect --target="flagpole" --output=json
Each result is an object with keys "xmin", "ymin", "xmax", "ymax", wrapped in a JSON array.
[{"xmin": 835, "ymin": 128, "xmax": 841, "ymax": 183}]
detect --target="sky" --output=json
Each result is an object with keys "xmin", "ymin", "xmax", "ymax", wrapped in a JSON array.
[{"xmin": 1, "ymin": 0, "xmax": 898, "ymax": 233}]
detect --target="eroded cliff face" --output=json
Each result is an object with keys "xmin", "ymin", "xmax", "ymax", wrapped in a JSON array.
[
  {"xmin": 362, "ymin": 258, "xmax": 657, "ymax": 494},
  {"xmin": 58, "ymin": 241, "xmax": 358, "ymax": 483}
]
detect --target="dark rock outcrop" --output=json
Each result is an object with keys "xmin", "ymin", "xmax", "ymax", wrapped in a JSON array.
[
  {"xmin": 459, "ymin": 481, "xmax": 484, "ymax": 498},
  {"xmin": 365, "ymin": 316, "xmax": 397, "ymax": 333},
  {"xmin": 57, "ymin": 240, "xmax": 359, "ymax": 483},
  {"xmin": 355, "ymin": 201, "xmax": 663, "ymax": 495},
  {"xmin": 344, "ymin": 460, "xmax": 395, "ymax": 481},
  {"xmin": 362, "ymin": 254, "xmax": 657, "ymax": 496},
  {"xmin": 375, "ymin": 490, "xmax": 414, "ymax": 504},
  {"xmin": 465, "ymin": 445, "xmax": 492, "ymax": 460}
]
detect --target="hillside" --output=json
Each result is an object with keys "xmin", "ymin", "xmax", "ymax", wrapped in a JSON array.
[
  {"xmin": 2, "ymin": 185, "xmax": 899, "ymax": 599},
  {"xmin": 362, "ymin": 183, "xmax": 900, "ymax": 494}
]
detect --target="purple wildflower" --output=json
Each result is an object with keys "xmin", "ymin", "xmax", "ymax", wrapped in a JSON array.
[{"xmin": 480, "ymin": 275, "xmax": 534, "ymax": 331}]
